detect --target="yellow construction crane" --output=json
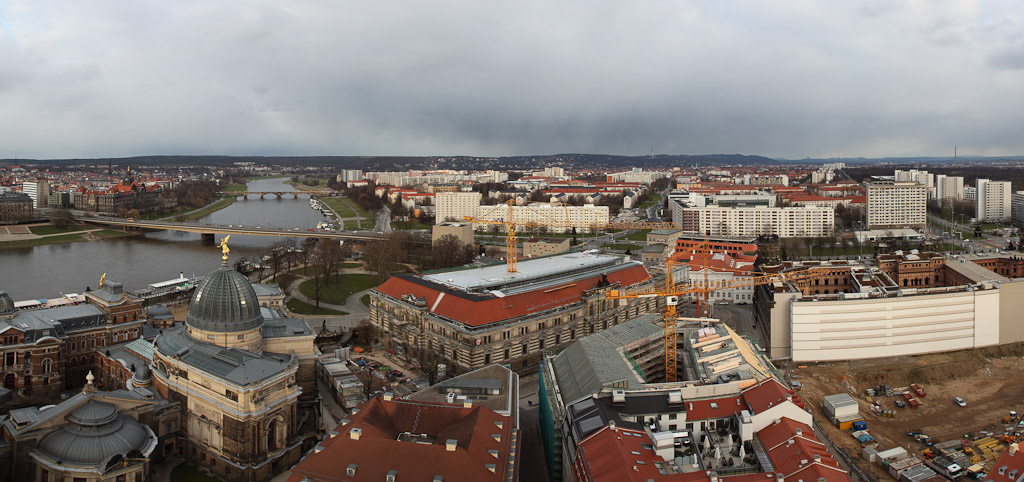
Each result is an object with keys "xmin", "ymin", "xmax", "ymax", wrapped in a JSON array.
[
  {"xmin": 465, "ymin": 199, "xmax": 677, "ymax": 273},
  {"xmin": 605, "ymin": 267, "xmax": 827, "ymax": 382}
]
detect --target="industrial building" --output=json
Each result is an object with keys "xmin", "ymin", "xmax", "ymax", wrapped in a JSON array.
[
  {"xmin": 754, "ymin": 252, "xmax": 1024, "ymax": 361},
  {"xmin": 369, "ymin": 252, "xmax": 659, "ymax": 374}
]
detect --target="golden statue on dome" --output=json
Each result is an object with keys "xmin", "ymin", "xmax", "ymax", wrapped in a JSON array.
[
  {"xmin": 220, "ymin": 235, "xmax": 231, "ymax": 262},
  {"xmin": 99, "ymin": 273, "xmax": 106, "ymax": 288}
]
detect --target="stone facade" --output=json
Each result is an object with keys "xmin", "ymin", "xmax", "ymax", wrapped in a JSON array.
[{"xmin": 0, "ymin": 193, "xmax": 33, "ymax": 224}]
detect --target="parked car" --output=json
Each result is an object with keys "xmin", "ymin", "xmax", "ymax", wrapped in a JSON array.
[{"xmin": 954, "ymin": 397, "xmax": 967, "ymax": 407}]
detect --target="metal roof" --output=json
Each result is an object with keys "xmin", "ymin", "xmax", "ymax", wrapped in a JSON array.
[
  {"xmin": 550, "ymin": 314, "xmax": 662, "ymax": 405},
  {"xmin": 155, "ymin": 328, "xmax": 294, "ymax": 386},
  {"xmin": 263, "ymin": 317, "xmax": 312, "ymax": 338},
  {"xmin": 35, "ymin": 401, "xmax": 156, "ymax": 467},
  {"xmin": 421, "ymin": 252, "xmax": 626, "ymax": 293},
  {"xmin": 186, "ymin": 265, "xmax": 264, "ymax": 333}
]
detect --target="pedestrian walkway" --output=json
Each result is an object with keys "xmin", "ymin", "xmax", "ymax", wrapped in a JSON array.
[{"xmin": 284, "ymin": 273, "xmax": 374, "ymax": 330}]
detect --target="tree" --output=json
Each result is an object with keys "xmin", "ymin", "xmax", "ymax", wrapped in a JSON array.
[
  {"xmin": 432, "ymin": 234, "xmax": 474, "ymax": 269},
  {"xmin": 48, "ymin": 209, "xmax": 76, "ymax": 229},
  {"xmin": 311, "ymin": 239, "xmax": 346, "ymax": 308},
  {"xmin": 300, "ymin": 237, "xmax": 317, "ymax": 269},
  {"xmin": 267, "ymin": 242, "xmax": 287, "ymax": 283},
  {"xmin": 363, "ymin": 232, "xmax": 404, "ymax": 283}
]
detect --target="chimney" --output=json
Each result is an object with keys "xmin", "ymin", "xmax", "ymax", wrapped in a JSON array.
[
  {"xmin": 1012, "ymin": 443, "xmax": 1019, "ymax": 455},
  {"xmin": 710, "ymin": 472, "xmax": 719, "ymax": 482},
  {"xmin": 350, "ymin": 428, "xmax": 362, "ymax": 440},
  {"xmin": 346, "ymin": 464, "xmax": 358, "ymax": 476},
  {"xmin": 776, "ymin": 473, "xmax": 785, "ymax": 482},
  {"xmin": 384, "ymin": 392, "xmax": 393, "ymax": 401},
  {"xmin": 446, "ymin": 439, "xmax": 458, "ymax": 452},
  {"xmin": 786, "ymin": 394, "xmax": 792, "ymax": 401},
  {"xmin": 463, "ymin": 399, "xmax": 473, "ymax": 408},
  {"xmin": 814, "ymin": 454, "xmax": 821, "ymax": 463},
  {"xmin": 610, "ymin": 421, "xmax": 617, "ymax": 431},
  {"xmin": 795, "ymin": 428, "xmax": 802, "ymax": 436}
]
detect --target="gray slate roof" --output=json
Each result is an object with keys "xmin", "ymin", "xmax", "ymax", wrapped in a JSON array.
[
  {"xmin": 252, "ymin": 284, "xmax": 283, "ymax": 297},
  {"xmin": 1, "ymin": 304, "xmax": 106, "ymax": 343},
  {"xmin": 155, "ymin": 327, "xmax": 293, "ymax": 386},
  {"xmin": 263, "ymin": 317, "xmax": 312, "ymax": 338},
  {"xmin": 549, "ymin": 313, "xmax": 662, "ymax": 405},
  {"xmin": 35, "ymin": 401, "xmax": 156, "ymax": 467}
]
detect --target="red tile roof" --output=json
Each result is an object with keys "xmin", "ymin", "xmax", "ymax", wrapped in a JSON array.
[
  {"xmin": 758, "ymin": 417, "xmax": 848, "ymax": 482},
  {"xmin": 685, "ymin": 396, "xmax": 744, "ymax": 421},
  {"xmin": 742, "ymin": 378, "xmax": 805, "ymax": 413},
  {"xmin": 287, "ymin": 396, "xmax": 517, "ymax": 482},
  {"xmin": 988, "ymin": 446, "xmax": 1024, "ymax": 482},
  {"xmin": 374, "ymin": 263, "xmax": 651, "ymax": 327}
]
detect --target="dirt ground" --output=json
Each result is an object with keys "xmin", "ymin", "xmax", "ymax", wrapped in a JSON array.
[{"xmin": 781, "ymin": 344, "xmax": 1024, "ymax": 482}]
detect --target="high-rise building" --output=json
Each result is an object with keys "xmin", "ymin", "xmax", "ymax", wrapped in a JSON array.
[
  {"xmin": 21, "ymin": 180, "xmax": 48, "ymax": 209},
  {"xmin": 671, "ymin": 203, "xmax": 834, "ymax": 238},
  {"xmin": 1011, "ymin": 191, "xmax": 1024, "ymax": 222},
  {"xmin": 473, "ymin": 202, "xmax": 609, "ymax": 233},
  {"xmin": 976, "ymin": 179, "xmax": 1012, "ymax": 222},
  {"xmin": 935, "ymin": 174, "xmax": 965, "ymax": 200},
  {"xmin": 865, "ymin": 181, "xmax": 926, "ymax": 229},
  {"xmin": 435, "ymin": 192, "xmax": 482, "ymax": 224},
  {"xmin": 894, "ymin": 169, "xmax": 935, "ymax": 198}
]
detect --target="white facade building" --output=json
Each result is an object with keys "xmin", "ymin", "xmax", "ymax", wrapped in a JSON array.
[
  {"xmin": 435, "ymin": 191, "xmax": 482, "ymax": 224},
  {"xmin": 774, "ymin": 286, "xmax": 1000, "ymax": 362},
  {"xmin": 976, "ymin": 179, "xmax": 1012, "ymax": 222},
  {"xmin": 672, "ymin": 203, "xmax": 834, "ymax": 238},
  {"xmin": 934, "ymin": 174, "xmax": 965, "ymax": 200},
  {"xmin": 21, "ymin": 180, "xmax": 48, "ymax": 208},
  {"xmin": 474, "ymin": 202, "xmax": 610, "ymax": 233},
  {"xmin": 865, "ymin": 181, "xmax": 926, "ymax": 229},
  {"xmin": 894, "ymin": 169, "xmax": 935, "ymax": 198}
]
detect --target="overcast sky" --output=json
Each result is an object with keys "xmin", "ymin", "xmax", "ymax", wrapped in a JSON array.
[{"xmin": 2, "ymin": 1, "xmax": 1024, "ymax": 160}]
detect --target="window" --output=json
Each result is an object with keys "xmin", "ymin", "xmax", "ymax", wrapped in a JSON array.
[{"xmin": 208, "ymin": 335, "xmax": 215, "ymax": 340}]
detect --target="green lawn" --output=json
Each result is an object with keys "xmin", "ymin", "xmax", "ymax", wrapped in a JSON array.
[
  {"xmin": 343, "ymin": 220, "xmax": 362, "ymax": 230},
  {"xmin": 179, "ymin": 198, "xmax": 235, "ymax": 221},
  {"xmin": 170, "ymin": 463, "xmax": 222, "ymax": 482},
  {"xmin": 322, "ymin": 197, "xmax": 371, "ymax": 220},
  {"xmin": 286, "ymin": 298, "xmax": 347, "ymax": 315},
  {"xmin": 392, "ymin": 219, "xmax": 431, "ymax": 230},
  {"xmin": 28, "ymin": 224, "xmax": 89, "ymax": 235},
  {"xmin": 361, "ymin": 294, "xmax": 371, "ymax": 306},
  {"xmin": 224, "ymin": 183, "xmax": 248, "ymax": 192},
  {"xmin": 601, "ymin": 243, "xmax": 642, "ymax": 251},
  {"xmin": 622, "ymin": 229, "xmax": 651, "ymax": 241},
  {"xmin": 639, "ymin": 193, "xmax": 662, "ymax": 209},
  {"xmin": 0, "ymin": 233, "xmax": 86, "ymax": 249},
  {"xmin": 298, "ymin": 273, "xmax": 380, "ymax": 305}
]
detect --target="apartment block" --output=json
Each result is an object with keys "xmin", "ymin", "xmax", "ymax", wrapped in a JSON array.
[
  {"xmin": 976, "ymin": 178, "xmax": 1012, "ymax": 222},
  {"xmin": 865, "ymin": 181, "xmax": 926, "ymax": 229},
  {"xmin": 435, "ymin": 191, "xmax": 482, "ymax": 223}
]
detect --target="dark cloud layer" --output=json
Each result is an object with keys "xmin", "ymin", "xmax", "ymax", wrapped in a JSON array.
[{"xmin": 1, "ymin": 0, "xmax": 1023, "ymax": 159}]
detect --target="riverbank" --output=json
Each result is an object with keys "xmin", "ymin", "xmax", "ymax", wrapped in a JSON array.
[
  {"xmin": 0, "ymin": 225, "xmax": 141, "ymax": 249},
  {"xmin": 157, "ymin": 197, "xmax": 236, "ymax": 221}
]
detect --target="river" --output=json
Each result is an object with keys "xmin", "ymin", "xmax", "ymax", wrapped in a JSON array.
[{"xmin": 0, "ymin": 177, "xmax": 335, "ymax": 300}]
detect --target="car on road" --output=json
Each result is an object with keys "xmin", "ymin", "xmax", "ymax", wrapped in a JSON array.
[{"xmin": 954, "ymin": 396, "xmax": 967, "ymax": 407}]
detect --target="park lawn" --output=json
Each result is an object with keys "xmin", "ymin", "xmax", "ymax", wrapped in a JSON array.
[
  {"xmin": 343, "ymin": 220, "xmax": 363, "ymax": 230},
  {"xmin": 298, "ymin": 273, "xmax": 380, "ymax": 305},
  {"xmin": 343, "ymin": 261, "xmax": 363, "ymax": 269},
  {"xmin": 179, "ymin": 198, "xmax": 235, "ymax": 221},
  {"xmin": 0, "ymin": 233, "xmax": 85, "ymax": 249},
  {"xmin": 622, "ymin": 229, "xmax": 650, "ymax": 241},
  {"xmin": 225, "ymin": 183, "xmax": 248, "ymax": 192},
  {"xmin": 170, "ymin": 463, "xmax": 221, "ymax": 482},
  {"xmin": 321, "ymin": 197, "xmax": 358, "ymax": 218},
  {"xmin": 29, "ymin": 224, "xmax": 90, "ymax": 235},
  {"xmin": 361, "ymin": 294, "xmax": 370, "ymax": 306},
  {"xmin": 392, "ymin": 219, "xmax": 431, "ymax": 230},
  {"xmin": 286, "ymin": 298, "xmax": 347, "ymax": 315},
  {"xmin": 600, "ymin": 243, "xmax": 642, "ymax": 251}
]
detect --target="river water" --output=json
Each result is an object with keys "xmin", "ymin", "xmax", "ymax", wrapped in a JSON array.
[{"xmin": 0, "ymin": 177, "xmax": 335, "ymax": 300}]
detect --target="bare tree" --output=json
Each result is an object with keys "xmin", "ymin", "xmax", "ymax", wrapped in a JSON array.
[
  {"xmin": 48, "ymin": 209, "xmax": 76, "ymax": 229},
  {"xmin": 363, "ymin": 232, "xmax": 404, "ymax": 283},
  {"xmin": 311, "ymin": 239, "xmax": 346, "ymax": 308},
  {"xmin": 300, "ymin": 237, "xmax": 317, "ymax": 270},
  {"xmin": 432, "ymin": 234, "xmax": 474, "ymax": 269}
]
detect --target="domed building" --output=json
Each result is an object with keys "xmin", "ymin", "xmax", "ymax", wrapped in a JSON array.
[
  {"xmin": 0, "ymin": 374, "xmax": 163, "ymax": 482},
  {"xmin": 151, "ymin": 247, "xmax": 317, "ymax": 482}
]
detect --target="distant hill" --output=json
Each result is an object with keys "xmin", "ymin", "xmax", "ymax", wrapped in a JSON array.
[{"xmin": 2, "ymin": 153, "xmax": 780, "ymax": 170}]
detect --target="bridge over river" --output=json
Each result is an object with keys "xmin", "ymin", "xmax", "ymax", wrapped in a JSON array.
[{"xmin": 85, "ymin": 217, "xmax": 391, "ymax": 241}]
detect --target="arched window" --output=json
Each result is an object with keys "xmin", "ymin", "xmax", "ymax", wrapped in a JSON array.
[{"xmin": 42, "ymin": 358, "xmax": 52, "ymax": 374}]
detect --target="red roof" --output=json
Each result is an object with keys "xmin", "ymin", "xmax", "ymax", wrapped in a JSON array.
[
  {"xmin": 758, "ymin": 418, "xmax": 847, "ymax": 482},
  {"xmin": 988, "ymin": 447, "xmax": 1024, "ymax": 482},
  {"xmin": 742, "ymin": 378, "xmax": 805, "ymax": 413},
  {"xmin": 375, "ymin": 263, "xmax": 651, "ymax": 327},
  {"xmin": 685, "ymin": 396, "xmax": 744, "ymax": 421},
  {"xmin": 287, "ymin": 396, "xmax": 517, "ymax": 482}
]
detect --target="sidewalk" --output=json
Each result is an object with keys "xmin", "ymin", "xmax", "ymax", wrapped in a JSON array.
[{"xmin": 285, "ymin": 273, "xmax": 374, "ymax": 330}]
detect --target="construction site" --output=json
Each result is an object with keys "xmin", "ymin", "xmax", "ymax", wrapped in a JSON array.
[{"xmin": 784, "ymin": 342, "xmax": 1024, "ymax": 481}]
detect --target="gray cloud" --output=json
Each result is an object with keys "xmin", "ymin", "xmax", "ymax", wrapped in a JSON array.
[{"xmin": 1, "ymin": 0, "xmax": 1024, "ymax": 159}]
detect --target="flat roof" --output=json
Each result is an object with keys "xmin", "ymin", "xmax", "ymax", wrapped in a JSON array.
[
  {"xmin": 946, "ymin": 256, "xmax": 1009, "ymax": 283},
  {"xmin": 421, "ymin": 251, "xmax": 622, "ymax": 292}
]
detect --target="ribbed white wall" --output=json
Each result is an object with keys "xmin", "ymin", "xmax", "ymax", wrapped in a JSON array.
[{"xmin": 789, "ymin": 289, "xmax": 1000, "ymax": 361}]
